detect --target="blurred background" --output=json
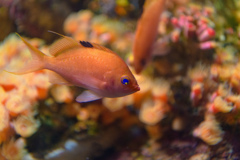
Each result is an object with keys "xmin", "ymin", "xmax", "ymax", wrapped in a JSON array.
[{"xmin": 1, "ymin": 0, "xmax": 240, "ymax": 160}]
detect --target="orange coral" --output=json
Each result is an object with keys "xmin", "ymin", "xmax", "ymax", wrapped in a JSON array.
[
  {"xmin": 61, "ymin": 103, "xmax": 81, "ymax": 117},
  {"xmin": 0, "ymin": 124, "xmax": 15, "ymax": 144},
  {"xmin": 209, "ymin": 96, "xmax": 233, "ymax": 113},
  {"xmin": 188, "ymin": 64, "xmax": 209, "ymax": 82},
  {"xmin": 193, "ymin": 114, "xmax": 223, "ymax": 145},
  {"xmin": 152, "ymin": 79, "xmax": 170, "ymax": 102},
  {"xmin": 77, "ymin": 108, "xmax": 90, "ymax": 121},
  {"xmin": 145, "ymin": 125, "xmax": 163, "ymax": 140},
  {"xmin": 139, "ymin": 100, "xmax": 169, "ymax": 125},
  {"xmin": 13, "ymin": 116, "xmax": 40, "ymax": 138},
  {"xmin": 50, "ymin": 85, "xmax": 73, "ymax": 103},
  {"xmin": 0, "ymin": 104, "xmax": 10, "ymax": 131},
  {"xmin": 103, "ymin": 95, "xmax": 133, "ymax": 112},
  {"xmin": 0, "ymin": 138, "xmax": 27, "ymax": 160},
  {"xmin": 5, "ymin": 93, "xmax": 31, "ymax": 117}
]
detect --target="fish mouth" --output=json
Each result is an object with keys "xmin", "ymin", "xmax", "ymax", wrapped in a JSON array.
[{"xmin": 133, "ymin": 85, "xmax": 140, "ymax": 91}]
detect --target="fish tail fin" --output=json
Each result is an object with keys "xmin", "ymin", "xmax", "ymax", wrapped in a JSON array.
[{"xmin": 5, "ymin": 33, "xmax": 46, "ymax": 75}]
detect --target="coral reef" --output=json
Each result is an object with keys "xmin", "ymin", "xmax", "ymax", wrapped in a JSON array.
[{"xmin": 1, "ymin": 0, "xmax": 240, "ymax": 159}]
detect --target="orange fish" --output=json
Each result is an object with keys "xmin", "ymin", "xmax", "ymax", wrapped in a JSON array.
[
  {"xmin": 10, "ymin": 32, "xmax": 140, "ymax": 102},
  {"xmin": 133, "ymin": 0, "xmax": 166, "ymax": 74}
]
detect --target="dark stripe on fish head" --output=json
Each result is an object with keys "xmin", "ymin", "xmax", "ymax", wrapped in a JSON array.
[{"xmin": 79, "ymin": 41, "xmax": 93, "ymax": 48}]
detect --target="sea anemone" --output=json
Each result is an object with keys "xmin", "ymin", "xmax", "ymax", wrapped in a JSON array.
[
  {"xmin": 209, "ymin": 96, "xmax": 233, "ymax": 113},
  {"xmin": 193, "ymin": 114, "xmax": 223, "ymax": 145},
  {"xmin": 139, "ymin": 100, "xmax": 169, "ymax": 126},
  {"xmin": 13, "ymin": 115, "xmax": 40, "ymax": 138},
  {"xmin": 152, "ymin": 79, "xmax": 170, "ymax": 102},
  {"xmin": 188, "ymin": 64, "xmax": 209, "ymax": 83},
  {"xmin": 0, "ymin": 138, "xmax": 27, "ymax": 160}
]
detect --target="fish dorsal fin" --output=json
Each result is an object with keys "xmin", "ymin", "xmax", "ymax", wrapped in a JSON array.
[
  {"xmin": 48, "ymin": 31, "xmax": 79, "ymax": 56},
  {"xmin": 76, "ymin": 90, "xmax": 103, "ymax": 102},
  {"xmin": 91, "ymin": 42, "xmax": 115, "ymax": 54},
  {"xmin": 48, "ymin": 31, "xmax": 115, "ymax": 56},
  {"xmin": 79, "ymin": 40, "xmax": 115, "ymax": 54}
]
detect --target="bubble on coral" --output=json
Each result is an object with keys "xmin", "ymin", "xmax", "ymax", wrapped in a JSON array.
[{"xmin": 13, "ymin": 115, "xmax": 40, "ymax": 138}]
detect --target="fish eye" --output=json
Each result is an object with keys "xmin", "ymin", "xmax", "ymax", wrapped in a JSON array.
[{"xmin": 121, "ymin": 76, "xmax": 130, "ymax": 85}]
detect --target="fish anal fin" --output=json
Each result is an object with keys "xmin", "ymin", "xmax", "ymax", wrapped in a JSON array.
[
  {"xmin": 76, "ymin": 90, "xmax": 103, "ymax": 103},
  {"xmin": 47, "ymin": 70, "xmax": 72, "ymax": 85}
]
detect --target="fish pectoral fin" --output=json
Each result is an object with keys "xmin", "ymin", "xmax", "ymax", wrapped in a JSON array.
[
  {"xmin": 76, "ymin": 90, "xmax": 103, "ymax": 103},
  {"xmin": 47, "ymin": 70, "xmax": 73, "ymax": 85}
]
